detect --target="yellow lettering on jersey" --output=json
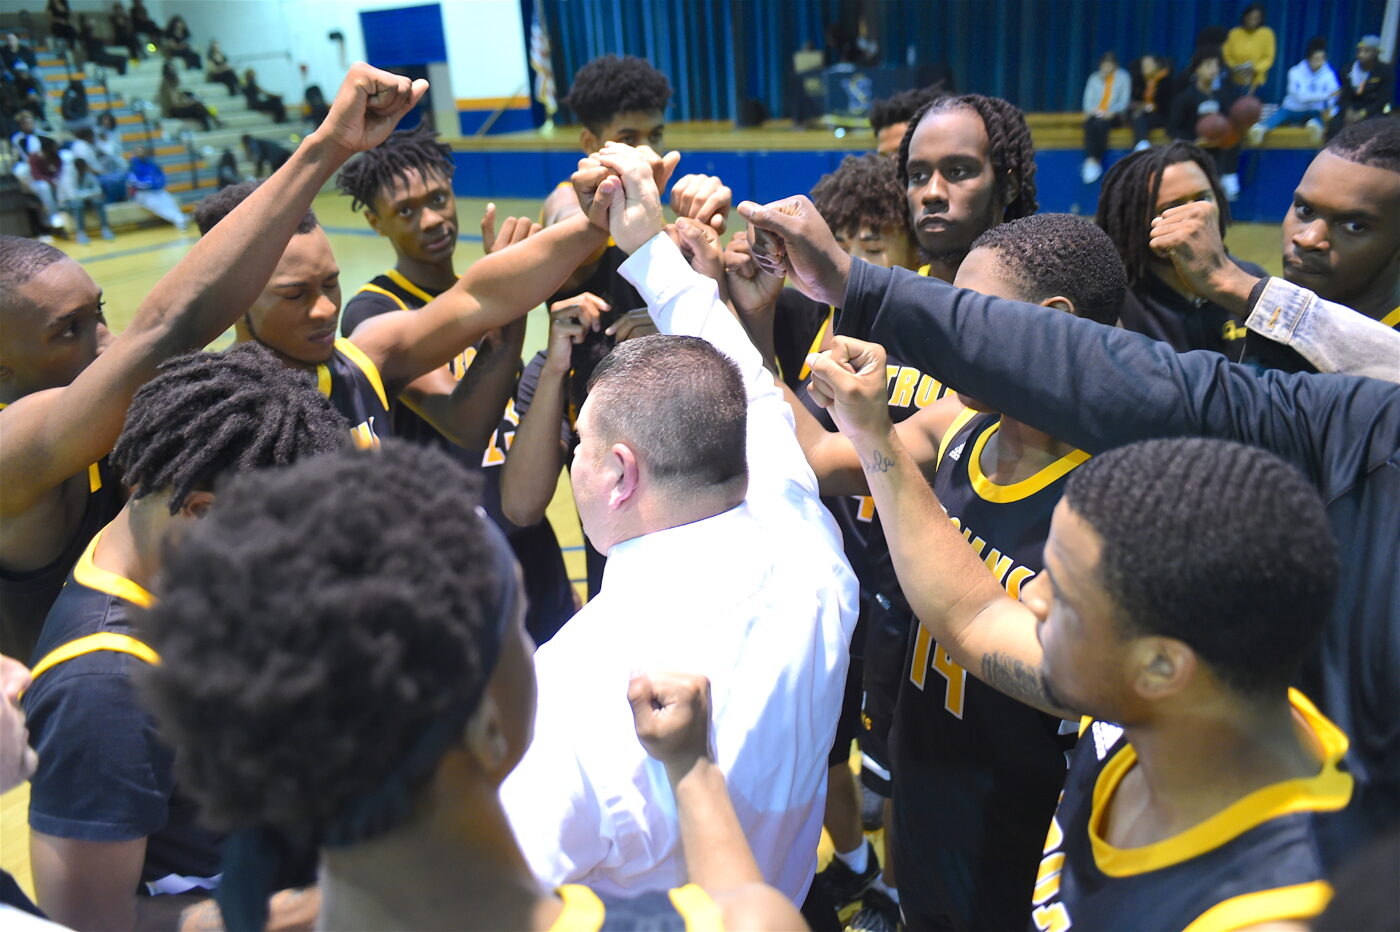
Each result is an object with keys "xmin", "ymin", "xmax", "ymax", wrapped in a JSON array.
[
  {"xmin": 855, "ymin": 495, "xmax": 875, "ymax": 523},
  {"xmin": 449, "ymin": 346, "xmax": 479, "ymax": 381},
  {"xmin": 910, "ymin": 625, "xmax": 933, "ymax": 690},
  {"xmin": 1032, "ymin": 810, "xmax": 1072, "ymax": 930},
  {"xmin": 914, "ymin": 373, "xmax": 945, "ymax": 408},
  {"xmin": 932, "ymin": 646, "xmax": 966, "ymax": 718},
  {"xmin": 1221, "ymin": 320, "xmax": 1248, "ymax": 341},
  {"xmin": 969, "ymin": 535, "xmax": 988, "ymax": 559},
  {"xmin": 1042, "ymin": 810, "xmax": 1064, "ymax": 853},
  {"xmin": 888, "ymin": 366, "xmax": 921, "ymax": 408},
  {"xmin": 984, "ymin": 549, "xmax": 1013, "ymax": 587},
  {"xmin": 1032, "ymin": 852, "xmax": 1066, "ymax": 905},
  {"xmin": 481, "ymin": 399, "xmax": 521, "ymax": 467},
  {"xmin": 885, "ymin": 364, "xmax": 900, "ymax": 391},
  {"xmin": 1006, "ymin": 566, "xmax": 1035, "ymax": 600},
  {"xmin": 1031, "ymin": 902, "xmax": 1071, "ymax": 932},
  {"xmin": 350, "ymin": 418, "xmax": 381, "ymax": 450}
]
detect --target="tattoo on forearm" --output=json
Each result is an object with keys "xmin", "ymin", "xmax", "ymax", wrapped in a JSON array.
[
  {"xmin": 982, "ymin": 651, "xmax": 1057, "ymax": 711},
  {"xmin": 866, "ymin": 449, "xmax": 894, "ymax": 473}
]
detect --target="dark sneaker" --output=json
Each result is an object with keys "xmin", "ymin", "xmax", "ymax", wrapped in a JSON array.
[
  {"xmin": 815, "ymin": 840, "xmax": 880, "ymax": 908},
  {"xmin": 846, "ymin": 888, "xmax": 900, "ymax": 932}
]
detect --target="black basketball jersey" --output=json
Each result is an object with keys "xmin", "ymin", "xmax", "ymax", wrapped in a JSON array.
[
  {"xmin": 1033, "ymin": 693, "xmax": 1351, "ymax": 932},
  {"xmin": 0, "ymin": 445, "xmax": 123, "ymax": 660},
  {"xmin": 316, "ymin": 338, "xmax": 391, "ymax": 449},
  {"xmin": 890, "ymin": 410, "xmax": 1089, "ymax": 932},
  {"xmin": 553, "ymin": 883, "xmax": 722, "ymax": 931}
]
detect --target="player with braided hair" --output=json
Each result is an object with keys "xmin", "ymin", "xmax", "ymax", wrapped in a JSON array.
[
  {"xmin": 22, "ymin": 343, "xmax": 347, "ymax": 930},
  {"xmin": 138, "ymin": 439, "xmax": 803, "ymax": 932},
  {"xmin": 1096, "ymin": 141, "xmax": 1267, "ymax": 356}
]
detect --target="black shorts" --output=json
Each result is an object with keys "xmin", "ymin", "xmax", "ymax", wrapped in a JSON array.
[
  {"xmin": 827, "ymin": 653, "xmax": 865, "ymax": 768},
  {"xmin": 860, "ymin": 594, "xmax": 913, "ymax": 796}
]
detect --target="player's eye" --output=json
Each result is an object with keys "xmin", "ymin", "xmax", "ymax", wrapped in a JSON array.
[
  {"xmin": 95, "ymin": 300, "xmax": 107, "ymax": 326},
  {"xmin": 398, "ymin": 206, "xmax": 414, "ymax": 218},
  {"xmin": 1293, "ymin": 203, "xmax": 1315, "ymax": 221},
  {"xmin": 1341, "ymin": 221, "xmax": 1367, "ymax": 235},
  {"xmin": 279, "ymin": 290, "xmax": 304, "ymax": 301}
]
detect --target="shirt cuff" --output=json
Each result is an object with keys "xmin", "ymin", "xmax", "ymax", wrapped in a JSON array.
[
  {"xmin": 618, "ymin": 233, "xmax": 697, "ymax": 308},
  {"xmin": 1245, "ymin": 277, "xmax": 1308, "ymax": 342}
]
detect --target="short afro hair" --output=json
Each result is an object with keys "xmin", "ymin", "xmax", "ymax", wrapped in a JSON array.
[
  {"xmin": 809, "ymin": 153, "xmax": 910, "ymax": 238},
  {"xmin": 1324, "ymin": 115, "xmax": 1400, "ymax": 173},
  {"xmin": 0, "ymin": 235, "xmax": 68, "ymax": 293},
  {"xmin": 1064, "ymin": 438, "xmax": 1337, "ymax": 697},
  {"xmin": 869, "ymin": 85, "xmax": 948, "ymax": 134},
  {"xmin": 335, "ymin": 123, "xmax": 455, "ymax": 213},
  {"xmin": 138, "ymin": 440, "xmax": 496, "ymax": 837},
  {"xmin": 194, "ymin": 179, "xmax": 318, "ymax": 235},
  {"xmin": 969, "ymin": 214, "xmax": 1126, "ymax": 326},
  {"xmin": 562, "ymin": 55, "xmax": 672, "ymax": 134},
  {"xmin": 111, "ymin": 342, "xmax": 348, "ymax": 511},
  {"xmin": 898, "ymin": 94, "xmax": 1039, "ymax": 222}
]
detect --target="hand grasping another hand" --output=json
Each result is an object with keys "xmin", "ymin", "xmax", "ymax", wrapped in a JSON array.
[{"xmin": 805, "ymin": 336, "xmax": 897, "ymax": 444}]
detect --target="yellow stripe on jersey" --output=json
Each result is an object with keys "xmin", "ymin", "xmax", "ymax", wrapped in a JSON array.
[
  {"xmin": 549, "ymin": 884, "xmax": 605, "ymax": 932},
  {"xmin": 73, "ymin": 527, "xmax": 155, "ymax": 609},
  {"xmin": 797, "ymin": 306, "xmax": 836, "ymax": 381},
  {"xmin": 29, "ymin": 632, "xmax": 160, "ymax": 685},
  {"xmin": 1182, "ymin": 880, "xmax": 1333, "ymax": 932},
  {"xmin": 966, "ymin": 421, "xmax": 1090, "ymax": 503},
  {"xmin": 87, "ymin": 462, "xmax": 102, "ymax": 493},
  {"xmin": 384, "ymin": 269, "xmax": 438, "ymax": 306},
  {"xmin": 1380, "ymin": 305, "xmax": 1400, "ymax": 329},
  {"xmin": 668, "ymin": 884, "xmax": 724, "ymax": 931},
  {"xmin": 1089, "ymin": 690, "xmax": 1352, "ymax": 878},
  {"xmin": 917, "ymin": 264, "xmax": 931, "ymax": 277},
  {"xmin": 354, "ymin": 283, "xmax": 409, "ymax": 312},
  {"xmin": 935, "ymin": 408, "xmax": 977, "ymax": 469},
  {"xmin": 332, "ymin": 338, "xmax": 390, "ymax": 411}
]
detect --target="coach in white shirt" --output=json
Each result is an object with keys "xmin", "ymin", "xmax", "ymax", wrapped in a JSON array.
[{"xmin": 500, "ymin": 146, "xmax": 859, "ymax": 903}]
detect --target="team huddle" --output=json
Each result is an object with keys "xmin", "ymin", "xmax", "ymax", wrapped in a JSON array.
[{"xmin": 1, "ymin": 50, "xmax": 1398, "ymax": 932}]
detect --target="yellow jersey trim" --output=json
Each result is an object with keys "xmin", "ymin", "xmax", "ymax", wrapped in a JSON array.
[
  {"xmin": 550, "ymin": 884, "xmax": 605, "ymax": 932},
  {"xmin": 1182, "ymin": 880, "xmax": 1333, "ymax": 932},
  {"xmin": 797, "ymin": 306, "xmax": 836, "ymax": 381},
  {"xmin": 669, "ymin": 884, "xmax": 724, "ymax": 931},
  {"xmin": 936, "ymin": 408, "xmax": 977, "ymax": 468},
  {"xmin": 917, "ymin": 264, "xmax": 931, "ymax": 277},
  {"xmin": 1379, "ymin": 305, "xmax": 1400, "ymax": 329},
  {"xmin": 354, "ymin": 282, "xmax": 409, "ymax": 312},
  {"xmin": 330, "ymin": 338, "xmax": 389, "ymax": 411},
  {"xmin": 1088, "ymin": 690, "xmax": 1353, "ymax": 878},
  {"xmin": 87, "ymin": 462, "xmax": 102, "ymax": 493},
  {"xmin": 384, "ymin": 269, "xmax": 438, "ymax": 306},
  {"xmin": 966, "ymin": 421, "xmax": 1090, "ymax": 503},
  {"xmin": 30, "ymin": 631, "xmax": 160, "ymax": 684},
  {"xmin": 72, "ymin": 528, "xmax": 155, "ymax": 609}
]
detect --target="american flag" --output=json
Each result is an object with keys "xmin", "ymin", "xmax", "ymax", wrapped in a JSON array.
[{"xmin": 529, "ymin": 5, "xmax": 557, "ymax": 117}]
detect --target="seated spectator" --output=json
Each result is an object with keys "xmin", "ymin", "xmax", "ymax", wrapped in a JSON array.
[
  {"xmin": 1248, "ymin": 37, "xmax": 1340, "ymax": 146},
  {"xmin": 129, "ymin": 0, "xmax": 160, "ymax": 47},
  {"xmin": 23, "ymin": 133, "xmax": 65, "ymax": 233},
  {"xmin": 1168, "ymin": 49, "xmax": 1242, "ymax": 200},
  {"xmin": 138, "ymin": 440, "xmax": 804, "ymax": 932},
  {"xmin": 243, "ymin": 67, "xmax": 287, "ymax": 123},
  {"xmin": 46, "ymin": 0, "xmax": 77, "ymax": 52},
  {"xmin": 1, "ymin": 33, "xmax": 45, "ymax": 107},
  {"xmin": 63, "ymin": 150, "xmax": 115, "ymax": 242},
  {"xmin": 59, "ymin": 77, "xmax": 90, "ymax": 133},
  {"xmin": 1339, "ymin": 34, "xmax": 1393, "ymax": 128},
  {"xmin": 205, "ymin": 39, "xmax": 239, "ymax": 96},
  {"xmin": 1081, "ymin": 51, "xmax": 1131, "ymax": 183},
  {"xmin": 867, "ymin": 84, "xmax": 946, "ymax": 157},
  {"xmin": 1127, "ymin": 53, "xmax": 1174, "ymax": 150},
  {"xmin": 1223, "ymin": 2, "xmax": 1275, "ymax": 91},
  {"xmin": 88, "ymin": 112, "xmax": 129, "ymax": 201},
  {"xmin": 163, "ymin": 14, "xmax": 199, "ymax": 70},
  {"xmin": 158, "ymin": 61, "xmax": 216, "ymax": 132},
  {"xmin": 304, "ymin": 83, "xmax": 330, "ymax": 127},
  {"xmin": 126, "ymin": 145, "xmax": 187, "ymax": 230},
  {"xmin": 215, "ymin": 147, "xmax": 240, "ymax": 188},
  {"xmin": 241, "ymin": 133, "xmax": 290, "ymax": 175},
  {"xmin": 8, "ymin": 108, "xmax": 43, "ymax": 155},
  {"xmin": 78, "ymin": 14, "xmax": 128, "ymax": 75},
  {"xmin": 109, "ymin": 2, "xmax": 142, "ymax": 60}
]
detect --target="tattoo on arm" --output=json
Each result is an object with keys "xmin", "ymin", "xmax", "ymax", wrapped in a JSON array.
[
  {"xmin": 981, "ymin": 651, "xmax": 1074, "ymax": 718},
  {"xmin": 865, "ymin": 449, "xmax": 895, "ymax": 473}
]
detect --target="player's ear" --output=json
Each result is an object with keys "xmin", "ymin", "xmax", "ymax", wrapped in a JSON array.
[
  {"xmin": 580, "ymin": 127, "xmax": 600, "ymax": 156},
  {"xmin": 364, "ymin": 209, "xmax": 383, "ymax": 236},
  {"xmin": 463, "ymin": 692, "xmax": 511, "ymax": 775},
  {"xmin": 998, "ymin": 170, "xmax": 1019, "ymax": 214},
  {"xmin": 1130, "ymin": 637, "xmax": 1195, "ymax": 701},
  {"xmin": 177, "ymin": 490, "xmax": 215, "ymax": 520},
  {"xmin": 609, "ymin": 443, "xmax": 639, "ymax": 510},
  {"xmin": 1040, "ymin": 296, "xmax": 1075, "ymax": 315}
]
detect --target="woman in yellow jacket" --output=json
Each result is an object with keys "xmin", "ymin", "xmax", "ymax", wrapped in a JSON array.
[{"xmin": 1224, "ymin": 3, "xmax": 1276, "ymax": 91}]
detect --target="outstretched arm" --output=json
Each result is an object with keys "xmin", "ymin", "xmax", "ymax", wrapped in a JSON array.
[{"xmin": 0, "ymin": 63, "xmax": 426, "ymax": 518}]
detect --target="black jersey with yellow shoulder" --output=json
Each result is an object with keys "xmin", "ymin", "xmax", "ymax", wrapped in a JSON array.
[
  {"xmin": 1032, "ymin": 692, "xmax": 1352, "ymax": 932},
  {"xmin": 316, "ymin": 338, "xmax": 390, "ymax": 449},
  {"xmin": 0, "ymin": 451, "xmax": 122, "ymax": 659},
  {"xmin": 550, "ymin": 883, "xmax": 723, "ymax": 931},
  {"xmin": 890, "ymin": 410, "xmax": 1088, "ymax": 932}
]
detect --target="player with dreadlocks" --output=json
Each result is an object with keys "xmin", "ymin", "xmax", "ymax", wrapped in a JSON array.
[
  {"xmin": 1096, "ymin": 141, "xmax": 1266, "ymax": 356},
  {"xmin": 868, "ymin": 84, "xmax": 948, "ymax": 158},
  {"xmin": 21, "ymin": 343, "xmax": 347, "ymax": 931},
  {"xmin": 333, "ymin": 124, "xmax": 575, "ymax": 643}
]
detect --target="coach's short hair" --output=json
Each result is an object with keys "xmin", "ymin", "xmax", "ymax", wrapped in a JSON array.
[
  {"xmin": 562, "ymin": 55, "xmax": 672, "ymax": 135},
  {"xmin": 810, "ymin": 153, "xmax": 909, "ymax": 239},
  {"xmin": 194, "ymin": 179, "xmax": 318, "ymax": 235},
  {"xmin": 970, "ymin": 214, "xmax": 1126, "ymax": 326},
  {"xmin": 0, "ymin": 235, "xmax": 68, "ymax": 295},
  {"xmin": 585, "ymin": 334, "xmax": 746, "ymax": 493},
  {"xmin": 1324, "ymin": 116, "xmax": 1400, "ymax": 174},
  {"xmin": 1064, "ymin": 438, "xmax": 1336, "ymax": 696}
]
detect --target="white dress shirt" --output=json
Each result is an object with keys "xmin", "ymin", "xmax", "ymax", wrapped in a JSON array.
[{"xmin": 500, "ymin": 234, "xmax": 859, "ymax": 902}]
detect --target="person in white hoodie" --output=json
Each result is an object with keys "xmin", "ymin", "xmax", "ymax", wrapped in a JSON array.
[
  {"xmin": 1249, "ymin": 37, "xmax": 1341, "ymax": 146},
  {"xmin": 1081, "ymin": 51, "xmax": 1131, "ymax": 184}
]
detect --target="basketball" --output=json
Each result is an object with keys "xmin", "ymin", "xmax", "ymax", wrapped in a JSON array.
[
  {"xmin": 1230, "ymin": 96, "xmax": 1263, "ymax": 129},
  {"xmin": 1196, "ymin": 112, "xmax": 1238, "ymax": 146}
]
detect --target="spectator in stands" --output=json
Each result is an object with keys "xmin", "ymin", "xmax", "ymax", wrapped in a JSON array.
[
  {"xmin": 205, "ymin": 40, "xmax": 240, "ymax": 96},
  {"xmin": 1169, "ymin": 49, "xmax": 1243, "ymax": 200},
  {"xmin": 1223, "ymin": 2, "xmax": 1275, "ymax": 91},
  {"xmin": 27, "ymin": 135, "xmax": 68, "ymax": 235},
  {"xmin": 1080, "ymin": 51, "xmax": 1131, "ymax": 184},
  {"xmin": 59, "ymin": 76, "xmax": 90, "ymax": 132},
  {"xmin": 109, "ymin": 2, "xmax": 142, "ymax": 60},
  {"xmin": 62, "ymin": 149, "xmax": 115, "ymax": 242},
  {"xmin": 304, "ymin": 84, "xmax": 330, "ymax": 127},
  {"xmin": 8, "ymin": 108, "xmax": 43, "ymax": 155},
  {"xmin": 1339, "ymin": 35, "xmax": 1393, "ymax": 128},
  {"xmin": 868, "ymin": 84, "xmax": 946, "ymax": 157},
  {"xmin": 3, "ymin": 34, "xmax": 47, "ymax": 123},
  {"xmin": 216, "ymin": 147, "xmax": 240, "ymax": 188},
  {"xmin": 159, "ymin": 61, "xmax": 216, "ymax": 132},
  {"xmin": 46, "ymin": 0, "xmax": 76, "ymax": 52},
  {"xmin": 243, "ymin": 67, "xmax": 287, "ymax": 123},
  {"xmin": 78, "ymin": 14, "xmax": 128, "ymax": 75},
  {"xmin": 1127, "ymin": 53, "xmax": 1174, "ymax": 150},
  {"xmin": 72, "ymin": 122, "xmax": 127, "ymax": 202},
  {"xmin": 1248, "ymin": 37, "xmax": 1340, "ymax": 146},
  {"xmin": 242, "ymin": 134, "xmax": 291, "ymax": 175},
  {"xmin": 126, "ymin": 144, "xmax": 188, "ymax": 230},
  {"xmin": 163, "ymin": 15, "xmax": 200, "ymax": 71},
  {"xmin": 128, "ymin": 0, "xmax": 161, "ymax": 49}
]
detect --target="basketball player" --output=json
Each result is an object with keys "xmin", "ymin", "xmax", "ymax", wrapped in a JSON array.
[
  {"xmin": 0, "ymin": 62, "xmax": 424, "ymax": 660},
  {"xmin": 23, "ymin": 345, "xmax": 346, "ymax": 930},
  {"xmin": 137, "ymin": 440, "xmax": 804, "ymax": 931},
  {"xmin": 332, "ymin": 124, "xmax": 575, "ymax": 641},
  {"xmin": 868, "ymin": 85, "xmax": 948, "ymax": 158}
]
